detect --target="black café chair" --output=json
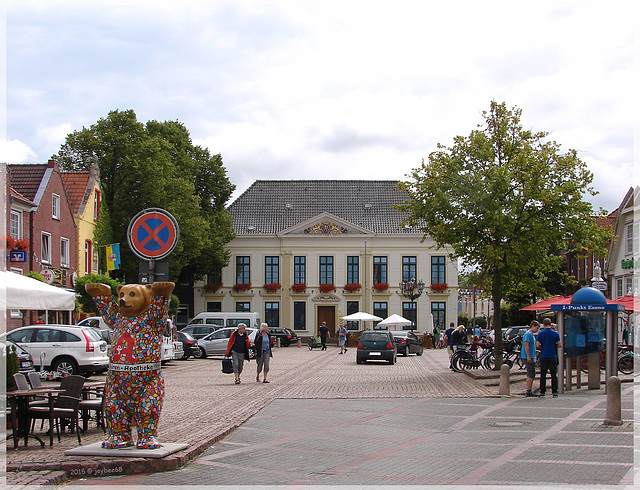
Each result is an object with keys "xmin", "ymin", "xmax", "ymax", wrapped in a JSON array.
[
  {"xmin": 79, "ymin": 388, "xmax": 106, "ymax": 433},
  {"xmin": 13, "ymin": 373, "xmax": 30, "ymax": 391},
  {"xmin": 28, "ymin": 375, "xmax": 85, "ymax": 444}
]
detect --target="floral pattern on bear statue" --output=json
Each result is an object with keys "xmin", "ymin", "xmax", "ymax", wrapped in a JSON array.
[{"xmin": 85, "ymin": 282, "xmax": 174, "ymax": 450}]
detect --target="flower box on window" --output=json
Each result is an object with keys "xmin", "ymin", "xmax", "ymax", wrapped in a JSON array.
[
  {"xmin": 263, "ymin": 282, "xmax": 281, "ymax": 293},
  {"xmin": 14, "ymin": 239, "xmax": 29, "ymax": 251},
  {"xmin": 232, "ymin": 282, "xmax": 252, "ymax": 293},
  {"xmin": 430, "ymin": 283, "xmax": 448, "ymax": 293},
  {"xmin": 291, "ymin": 283, "xmax": 307, "ymax": 293},
  {"xmin": 203, "ymin": 283, "xmax": 222, "ymax": 293},
  {"xmin": 344, "ymin": 283, "xmax": 362, "ymax": 293},
  {"xmin": 373, "ymin": 283, "xmax": 389, "ymax": 292},
  {"xmin": 319, "ymin": 283, "xmax": 335, "ymax": 293}
]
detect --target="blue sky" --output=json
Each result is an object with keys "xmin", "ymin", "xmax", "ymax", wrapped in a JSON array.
[{"xmin": 2, "ymin": 1, "xmax": 636, "ymax": 212}]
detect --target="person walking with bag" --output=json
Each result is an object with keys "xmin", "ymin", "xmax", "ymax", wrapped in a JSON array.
[
  {"xmin": 255, "ymin": 323, "xmax": 273, "ymax": 383},
  {"xmin": 225, "ymin": 323, "xmax": 252, "ymax": 384},
  {"xmin": 338, "ymin": 323, "xmax": 348, "ymax": 354}
]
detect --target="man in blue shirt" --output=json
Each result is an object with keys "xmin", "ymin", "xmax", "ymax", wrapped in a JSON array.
[
  {"xmin": 520, "ymin": 320, "xmax": 540, "ymax": 397},
  {"xmin": 536, "ymin": 318, "xmax": 562, "ymax": 398}
]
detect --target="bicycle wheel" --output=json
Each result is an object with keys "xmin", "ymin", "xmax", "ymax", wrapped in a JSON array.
[
  {"xmin": 451, "ymin": 350, "xmax": 472, "ymax": 373},
  {"xmin": 482, "ymin": 352, "xmax": 495, "ymax": 370},
  {"xmin": 618, "ymin": 354, "xmax": 634, "ymax": 375}
]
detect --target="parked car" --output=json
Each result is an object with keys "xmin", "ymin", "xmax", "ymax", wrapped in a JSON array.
[
  {"xmin": 187, "ymin": 312, "xmax": 261, "ymax": 329},
  {"xmin": 390, "ymin": 331, "xmax": 424, "ymax": 356},
  {"xmin": 195, "ymin": 327, "xmax": 259, "ymax": 358},
  {"xmin": 503, "ymin": 326, "xmax": 530, "ymax": 341},
  {"xmin": 356, "ymin": 331, "xmax": 397, "ymax": 364},
  {"xmin": 268, "ymin": 327, "xmax": 299, "ymax": 347},
  {"xmin": 180, "ymin": 324, "xmax": 221, "ymax": 339},
  {"xmin": 1, "ymin": 325, "xmax": 109, "ymax": 376},
  {"xmin": 77, "ymin": 316, "xmax": 114, "ymax": 345},
  {"xmin": 1, "ymin": 340, "xmax": 36, "ymax": 374},
  {"xmin": 176, "ymin": 330, "xmax": 200, "ymax": 359}
]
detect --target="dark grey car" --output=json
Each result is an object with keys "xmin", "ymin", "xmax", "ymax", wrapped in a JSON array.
[
  {"xmin": 356, "ymin": 331, "xmax": 397, "ymax": 364},
  {"xmin": 390, "ymin": 331, "xmax": 424, "ymax": 356}
]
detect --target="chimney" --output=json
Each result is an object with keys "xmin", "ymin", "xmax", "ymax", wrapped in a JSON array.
[{"xmin": 48, "ymin": 159, "xmax": 59, "ymax": 171}]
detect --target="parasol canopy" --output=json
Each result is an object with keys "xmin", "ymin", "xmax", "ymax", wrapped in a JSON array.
[
  {"xmin": 376, "ymin": 314, "xmax": 413, "ymax": 329},
  {"xmin": 341, "ymin": 312, "xmax": 382, "ymax": 322},
  {"xmin": 611, "ymin": 295, "xmax": 640, "ymax": 312}
]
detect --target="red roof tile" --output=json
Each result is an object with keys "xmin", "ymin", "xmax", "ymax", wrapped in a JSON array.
[
  {"xmin": 7, "ymin": 164, "xmax": 48, "ymax": 201},
  {"xmin": 61, "ymin": 172, "xmax": 91, "ymax": 214},
  {"xmin": 10, "ymin": 187, "xmax": 36, "ymax": 206}
]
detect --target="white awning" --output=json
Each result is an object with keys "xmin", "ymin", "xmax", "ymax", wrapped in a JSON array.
[{"xmin": 0, "ymin": 270, "xmax": 76, "ymax": 310}]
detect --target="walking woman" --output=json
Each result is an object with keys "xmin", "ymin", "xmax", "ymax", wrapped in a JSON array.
[
  {"xmin": 225, "ymin": 323, "xmax": 252, "ymax": 384},
  {"xmin": 255, "ymin": 323, "xmax": 273, "ymax": 383}
]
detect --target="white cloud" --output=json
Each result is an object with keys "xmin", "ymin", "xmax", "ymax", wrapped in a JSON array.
[
  {"xmin": 0, "ymin": 139, "xmax": 37, "ymax": 163},
  {"xmin": 5, "ymin": 0, "xmax": 637, "ymax": 210}
]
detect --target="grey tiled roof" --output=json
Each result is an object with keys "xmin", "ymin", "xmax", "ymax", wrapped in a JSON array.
[{"xmin": 227, "ymin": 180, "xmax": 421, "ymax": 235}]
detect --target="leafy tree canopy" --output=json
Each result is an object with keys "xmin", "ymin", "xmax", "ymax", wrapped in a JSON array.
[
  {"xmin": 398, "ymin": 101, "xmax": 612, "ymax": 365},
  {"xmin": 56, "ymin": 109, "xmax": 235, "ymax": 284}
]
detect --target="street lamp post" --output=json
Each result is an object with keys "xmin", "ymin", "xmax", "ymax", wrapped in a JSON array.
[{"xmin": 399, "ymin": 278, "xmax": 425, "ymax": 331}]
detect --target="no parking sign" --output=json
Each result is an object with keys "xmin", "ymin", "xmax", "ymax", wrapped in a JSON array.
[{"xmin": 127, "ymin": 208, "xmax": 179, "ymax": 260}]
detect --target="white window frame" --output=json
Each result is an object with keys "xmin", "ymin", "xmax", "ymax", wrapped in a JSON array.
[
  {"xmin": 626, "ymin": 223, "xmax": 634, "ymax": 255},
  {"xmin": 60, "ymin": 237, "xmax": 70, "ymax": 268},
  {"xmin": 41, "ymin": 232, "xmax": 52, "ymax": 264},
  {"xmin": 10, "ymin": 210, "xmax": 22, "ymax": 239},
  {"xmin": 94, "ymin": 190, "xmax": 100, "ymax": 221},
  {"xmin": 52, "ymin": 193, "xmax": 60, "ymax": 220},
  {"xmin": 85, "ymin": 240, "xmax": 92, "ymax": 275},
  {"xmin": 10, "ymin": 269, "xmax": 23, "ymax": 318}
]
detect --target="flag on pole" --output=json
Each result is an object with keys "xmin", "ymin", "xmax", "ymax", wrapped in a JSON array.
[{"xmin": 106, "ymin": 244, "xmax": 121, "ymax": 271}]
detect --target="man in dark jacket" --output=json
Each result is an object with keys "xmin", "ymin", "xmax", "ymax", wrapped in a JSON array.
[
  {"xmin": 225, "ymin": 323, "xmax": 252, "ymax": 384},
  {"xmin": 255, "ymin": 323, "xmax": 273, "ymax": 383}
]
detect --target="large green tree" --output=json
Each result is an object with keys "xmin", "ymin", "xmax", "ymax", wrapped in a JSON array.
[
  {"xmin": 398, "ymin": 101, "xmax": 611, "ymax": 366},
  {"xmin": 56, "ymin": 109, "xmax": 235, "ymax": 285}
]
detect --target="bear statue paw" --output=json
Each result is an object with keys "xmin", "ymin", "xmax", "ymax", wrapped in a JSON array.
[
  {"xmin": 102, "ymin": 436, "xmax": 134, "ymax": 449},
  {"xmin": 136, "ymin": 437, "xmax": 163, "ymax": 449}
]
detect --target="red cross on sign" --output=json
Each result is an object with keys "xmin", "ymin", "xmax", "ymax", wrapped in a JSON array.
[{"xmin": 127, "ymin": 208, "xmax": 180, "ymax": 260}]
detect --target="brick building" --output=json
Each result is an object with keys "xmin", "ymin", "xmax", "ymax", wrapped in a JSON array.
[{"xmin": 7, "ymin": 160, "xmax": 77, "ymax": 326}]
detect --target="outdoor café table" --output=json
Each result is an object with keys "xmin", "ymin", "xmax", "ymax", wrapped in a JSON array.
[{"xmin": 7, "ymin": 387, "xmax": 65, "ymax": 448}]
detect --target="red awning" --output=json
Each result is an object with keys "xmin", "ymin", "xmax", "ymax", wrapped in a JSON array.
[
  {"xmin": 611, "ymin": 295, "xmax": 640, "ymax": 312},
  {"xmin": 521, "ymin": 294, "xmax": 622, "ymax": 311},
  {"xmin": 520, "ymin": 296, "xmax": 572, "ymax": 311}
]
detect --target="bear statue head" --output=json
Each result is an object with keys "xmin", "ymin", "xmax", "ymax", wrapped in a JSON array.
[{"xmin": 116, "ymin": 284, "xmax": 153, "ymax": 317}]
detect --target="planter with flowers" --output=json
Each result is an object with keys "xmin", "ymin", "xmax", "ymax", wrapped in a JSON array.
[
  {"xmin": 344, "ymin": 283, "xmax": 362, "ymax": 293},
  {"xmin": 14, "ymin": 239, "xmax": 29, "ymax": 251},
  {"xmin": 6, "ymin": 236, "xmax": 15, "ymax": 250},
  {"xmin": 232, "ymin": 282, "xmax": 252, "ymax": 293},
  {"xmin": 262, "ymin": 282, "xmax": 281, "ymax": 294},
  {"xmin": 372, "ymin": 283, "xmax": 389, "ymax": 293},
  {"xmin": 291, "ymin": 283, "xmax": 307, "ymax": 294},
  {"xmin": 319, "ymin": 283, "xmax": 335, "ymax": 293},
  {"xmin": 203, "ymin": 283, "xmax": 222, "ymax": 294},
  {"xmin": 430, "ymin": 283, "xmax": 448, "ymax": 293}
]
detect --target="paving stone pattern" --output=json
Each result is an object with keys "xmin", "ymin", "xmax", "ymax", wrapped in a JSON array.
[{"xmin": 6, "ymin": 347, "xmax": 636, "ymax": 487}]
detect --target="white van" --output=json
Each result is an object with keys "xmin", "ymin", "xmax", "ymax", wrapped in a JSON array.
[{"xmin": 185, "ymin": 312, "xmax": 261, "ymax": 333}]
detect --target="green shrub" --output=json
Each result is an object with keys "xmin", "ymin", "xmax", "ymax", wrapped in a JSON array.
[{"xmin": 74, "ymin": 274, "xmax": 123, "ymax": 315}]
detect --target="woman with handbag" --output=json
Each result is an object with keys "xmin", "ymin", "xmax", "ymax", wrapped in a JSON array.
[
  {"xmin": 254, "ymin": 323, "xmax": 273, "ymax": 383},
  {"xmin": 225, "ymin": 323, "xmax": 252, "ymax": 384}
]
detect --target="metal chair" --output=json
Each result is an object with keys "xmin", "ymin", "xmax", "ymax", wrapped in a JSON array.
[
  {"xmin": 28, "ymin": 375, "xmax": 85, "ymax": 444},
  {"xmin": 13, "ymin": 373, "xmax": 30, "ymax": 391},
  {"xmin": 79, "ymin": 388, "xmax": 106, "ymax": 433}
]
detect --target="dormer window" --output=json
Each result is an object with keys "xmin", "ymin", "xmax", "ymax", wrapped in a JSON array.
[{"xmin": 52, "ymin": 193, "xmax": 60, "ymax": 220}]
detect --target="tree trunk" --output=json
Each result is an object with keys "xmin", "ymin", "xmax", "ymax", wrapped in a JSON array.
[{"xmin": 492, "ymin": 271, "xmax": 503, "ymax": 369}]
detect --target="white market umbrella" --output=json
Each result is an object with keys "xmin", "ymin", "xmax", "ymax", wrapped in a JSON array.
[
  {"xmin": 341, "ymin": 312, "xmax": 382, "ymax": 322},
  {"xmin": 0, "ymin": 270, "xmax": 76, "ymax": 310},
  {"xmin": 377, "ymin": 314, "xmax": 413, "ymax": 330}
]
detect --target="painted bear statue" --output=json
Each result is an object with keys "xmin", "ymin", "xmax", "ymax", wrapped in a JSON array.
[{"xmin": 85, "ymin": 281, "xmax": 174, "ymax": 449}]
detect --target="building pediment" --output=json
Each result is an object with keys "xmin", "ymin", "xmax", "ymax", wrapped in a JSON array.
[{"xmin": 278, "ymin": 212, "xmax": 372, "ymax": 237}]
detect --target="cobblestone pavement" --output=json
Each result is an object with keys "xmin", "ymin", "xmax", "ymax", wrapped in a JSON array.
[
  {"xmin": 4, "ymin": 347, "xmax": 636, "ymax": 488},
  {"xmin": 5, "ymin": 347, "xmax": 491, "ymax": 487},
  {"xmin": 65, "ymin": 387, "xmax": 635, "ymax": 488}
]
